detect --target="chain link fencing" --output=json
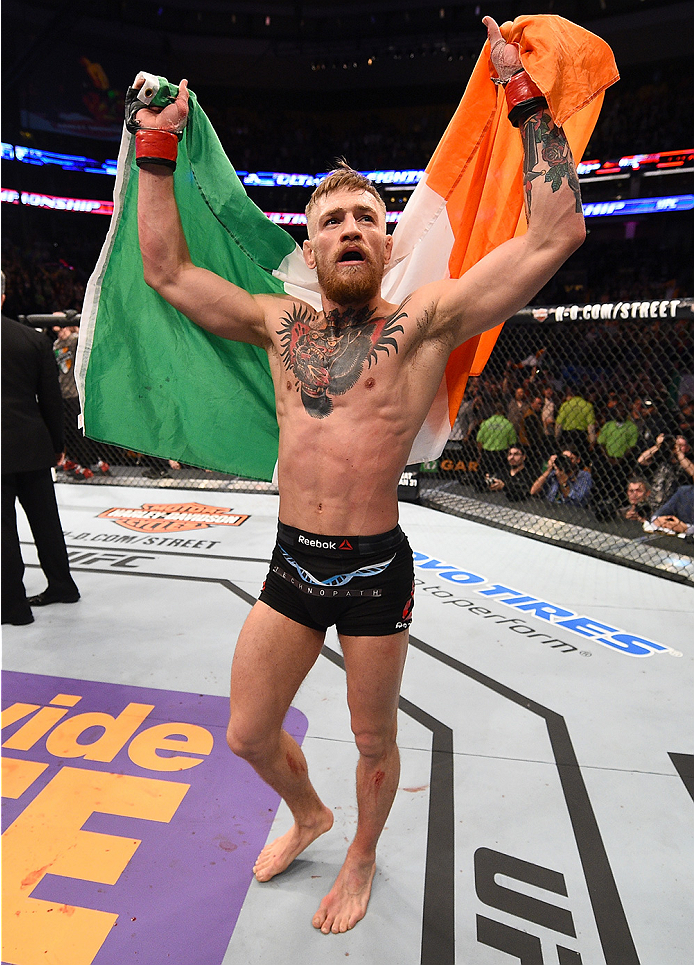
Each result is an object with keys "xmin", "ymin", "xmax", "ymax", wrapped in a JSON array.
[
  {"xmin": 417, "ymin": 298, "xmax": 694, "ymax": 585},
  {"xmin": 53, "ymin": 298, "xmax": 694, "ymax": 585}
]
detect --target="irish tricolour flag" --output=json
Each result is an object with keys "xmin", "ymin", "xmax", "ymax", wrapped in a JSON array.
[{"xmin": 76, "ymin": 16, "xmax": 616, "ymax": 481}]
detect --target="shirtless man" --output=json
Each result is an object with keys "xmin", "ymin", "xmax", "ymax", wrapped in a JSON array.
[{"xmin": 133, "ymin": 17, "xmax": 585, "ymax": 934}]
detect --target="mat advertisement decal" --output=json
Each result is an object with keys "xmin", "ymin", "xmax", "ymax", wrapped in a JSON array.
[
  {"xmin": 413, "ymin": 551, "xmax": 676, "ymax": 658},
  {"xmin": 97, "ymin": 502, "xmax": 249, "ymax": 534},
  {"xmin": 1, "ymin": 672, "xmax": 307, "ymax": 965}
]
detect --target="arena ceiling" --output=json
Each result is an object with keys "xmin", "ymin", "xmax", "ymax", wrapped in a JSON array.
[
  {"xmin": 2, "ymin": 0, "xmax": 681, "ymax": 42},
  {"xmin": 3, "ymin": 0, "xmax": 693, "ymax": 93}
]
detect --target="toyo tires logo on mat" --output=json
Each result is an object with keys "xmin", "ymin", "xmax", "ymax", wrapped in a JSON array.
[{"xmin": 97, "ymin": 502, "xmax": 249, "ymax": 534}]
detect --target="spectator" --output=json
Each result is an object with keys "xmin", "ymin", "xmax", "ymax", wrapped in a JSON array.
[
  {"xmin": 1, "ymin": 272, "xmax": 80, "ymax": 624},
  {"xmin": 486, "ymin": 445, "xmax": 531, "ymax": 502},
  {"xmin": 637, "ymin": 433, "xmax": 694, "ymax": 509},
  {"xmin": 541, "ymin": 386, "xmax": 555, "ymax": 438},
  {"xmin": 555, "ymin": 446, "xmax": 585, "ymax": 471},
  {"xmin": 618, "ymin": 476, "xmax": 653, "ymax": 524},
  {"xmin": 530, "ymin": 452, "xmax": 593, "ymax": 507},
  {"xmin": 592, "ymin": 402, "xmax": 640, "ymax": 517},
  {"xmin": 595, "ymin": 474, "xmax": 653, "ymax": 524},
  {"xmin": 500, "ymin": 359, "xmax": 521, "ymax": 398},
  {"xmin": 647, "ymin": 485, "xmax": 694, "ymax": 538},
  {"xmin": 597, "ymin": 402, "xmax": 639, "ymax": 462},
  {"xmin": 476, "ymin": 404, "xmax": 517, "ymax": 482},
  {"xmin": 506, "ymin": 386, "xmax": 526, "ymax": 434},
  {"xmin": 518, "ymin": 346, "xmax": 546, "ymax": 380},
  {"xmin": 52, "ymin": 318, "xmax": 109, "ymax": 481},
  {"xmin": 449, "ymin": 396, "xmax": 482, "ymax": 448},
  {"xmin": 636, "ymin": 398, "xmax": 676, "ymax": 449},
  {"xmin": 519, "ymin": 395, "xmax": 545, "ymax": 465},
  {"xmin": 555, "ymin": 386, "xmax": 597, "ymax": 465}
]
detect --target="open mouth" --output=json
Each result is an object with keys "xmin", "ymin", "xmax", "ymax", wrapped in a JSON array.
[{"xmin": 338, "ymin": 249, "xmax": 365, "ymax": 263}]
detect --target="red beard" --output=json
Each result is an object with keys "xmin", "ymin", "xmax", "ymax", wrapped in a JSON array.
[{"xmin": 315, "ymin": 254, "xmax": 384, "ymax": 305}]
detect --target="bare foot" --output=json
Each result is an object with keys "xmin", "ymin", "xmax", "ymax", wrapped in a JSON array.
[
  {"xmin": 253, "ymin": 806, "xmax": 333, "ymax": 882},
  {"xmin": 312, "ymin": 850, "xmax": 376, "ymax": 934}
]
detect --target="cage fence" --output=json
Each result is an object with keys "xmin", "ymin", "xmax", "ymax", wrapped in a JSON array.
[{"xmin": 56, "ymin": 298, "xmax": 694, "ymax": 585}]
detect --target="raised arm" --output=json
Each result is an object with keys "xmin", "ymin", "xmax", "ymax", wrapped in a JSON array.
[
  {"xmin": 530, "ymin": 453, "xmax": 557, "ymax": 496},
  {"xmin": 637, "ymin": 433, "xmax": 665, "ymax": 466},
  {"xmin": 131, "ymin": 77, "xmax": 268, "ymax": 346},
  {"xmin": 428, "ymin": 17, "xmax": 586, "ymax": 348}
]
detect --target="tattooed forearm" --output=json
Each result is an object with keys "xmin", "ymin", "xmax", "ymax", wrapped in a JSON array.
[{"xmin": 521, "ymin": 109, "xmax": 582, "ymax": 220}]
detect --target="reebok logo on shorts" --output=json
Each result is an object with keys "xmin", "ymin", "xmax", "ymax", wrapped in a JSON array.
[
  {"xmin": 295, "ymin": 535, "xmax": 354, "ymax": 551},
  {"xmin": 298, "ymin": 535, "xmax": 337, "ymax": 549}
]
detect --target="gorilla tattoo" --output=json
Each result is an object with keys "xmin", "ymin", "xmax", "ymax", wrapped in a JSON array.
[{"xmin": 278, "ymin": 302, "xmax": 407, "ymax": 418}]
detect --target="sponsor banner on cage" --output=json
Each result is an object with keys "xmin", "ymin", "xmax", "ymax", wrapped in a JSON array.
[
  {"xmin": 525, "ymin": 297, "xmax": 691, "ymax": 323},
  {"xmin": 1, "ymin": 672, "xmax": 308, "ymax": 965}
]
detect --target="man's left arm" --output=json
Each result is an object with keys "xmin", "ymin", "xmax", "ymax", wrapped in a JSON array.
[
  {"xmin": 571, "ymin": 472, "xmax": 593, "ymax": 506},
  {"xmin": 651, "ymin": 487, "xmax": 694, "ymax": 534},
  {"xmin": 675, "ymin": 440, "xmax": 694, "ymax": 480},
  {"xmin": 429, "ymin": 17, "xmax": 585, "ymax": 348},
  {"xmin": 36, "ymin": 335, "xmax": 65, "ymax": 459}
]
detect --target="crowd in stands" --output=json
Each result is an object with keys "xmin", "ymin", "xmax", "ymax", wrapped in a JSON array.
[
  {"xmin": 3, "ymin": 231, "xmax": 691, "ymax": 324},
  {"xmin": 439, "ymin": 334, "xmax": 694, "ymax": 538},
  {"xmin": 1, "ymin": 239, "xmax": 91, "ymax": 319},
  {"xmin": 204, "ymin": 101, "xmax": 450, "ymax": 175},
  {"xmin": 583, "ymin": 60, "xmax": 694, "ymax": 161},
  {"xmin": 531, "ymin": 238, "xmax": 692, "ymax": 307},
  {"xmin": 202, "ymin": 59, "xmax": 692, "ymax": 175}
]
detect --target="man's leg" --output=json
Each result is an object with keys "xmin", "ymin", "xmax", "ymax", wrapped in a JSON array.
[
  {"xmin": 313, "ymin": 629, "xmax": 408, "ymax": 934},
  {"xmin": 18, "ymin": 469, "xmax": 79, "ymax": 600},
  {"xmin": 1, "ymin": 473, "xmax": 33, "ymax": 624},
  {"xmin": 226, "ymin": 600, "xmax": 333, "ymax": 881}
]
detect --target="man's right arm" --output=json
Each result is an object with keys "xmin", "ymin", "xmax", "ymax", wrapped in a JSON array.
[
  {"xmin": 530, "ymin": 454, "xmax": 556, "ymax": 496},
  {"xmin": 134, "ymin": 79, "xmax": 268, "ymax": 348},
  {"xmin": 637, "ymin": 433, "xmax": 665, "ymax": 465}
]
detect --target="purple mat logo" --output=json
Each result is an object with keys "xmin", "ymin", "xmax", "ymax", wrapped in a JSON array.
[{"xmin": 1, "ymin": 672, "xmax": 307, "ymax": 965}]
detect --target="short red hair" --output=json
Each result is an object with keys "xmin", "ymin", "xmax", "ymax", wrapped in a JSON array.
[{"xmin": 305, "ymin": 160, "xmax": 386, "ymax": 230}]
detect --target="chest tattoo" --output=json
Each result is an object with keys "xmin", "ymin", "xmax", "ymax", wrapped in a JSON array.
[{"xmin": 277, "ymin": 302, "xmax": 407, "ymax": 418}]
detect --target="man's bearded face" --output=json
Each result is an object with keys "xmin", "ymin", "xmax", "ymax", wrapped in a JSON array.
[
  {"xmin": 313, "ymin": 245, "xmax": 386, "ymax": 305},
  {"xmin": 306, "ymin": 188, "xmax": 390, "ymax": 306}
]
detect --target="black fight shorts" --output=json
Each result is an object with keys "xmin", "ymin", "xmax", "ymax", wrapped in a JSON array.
[{"xmin": 258, "ymin": 522, "xmax": 414, "ymax": 637}]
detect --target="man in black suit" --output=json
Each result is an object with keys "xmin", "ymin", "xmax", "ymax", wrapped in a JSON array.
[{"xmin": 1, "ymin": 271, "xmax": 79, "ymax": 625}]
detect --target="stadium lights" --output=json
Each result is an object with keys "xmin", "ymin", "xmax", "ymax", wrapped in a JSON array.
[
  {"xmin": 1, "ymin": 189, "xmax": 114, "ymax": 215},
  {"xmin": 1, "ymin": 143, "xmax": 119, "ymax": 177},
  {"xmin": 3, "ymin": 189, "xmax": 693, "ymax": 220},
  {"xmin": 4, "ymin": 142, "xmax": 692, "ymax": 185}
]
